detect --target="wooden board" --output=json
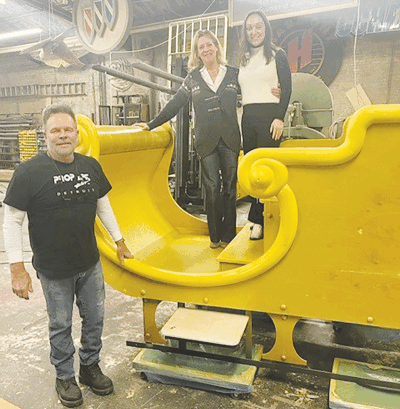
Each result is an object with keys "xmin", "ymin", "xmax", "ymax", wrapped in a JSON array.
[{"xmin": 161, "ymin": 308, "xmax": 249, "ymax": 346}]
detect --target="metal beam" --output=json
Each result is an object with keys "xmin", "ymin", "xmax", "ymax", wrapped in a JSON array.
[
  {"xmin": 91, "ymin": 64, "xmax": 176, "ymax": 95},
  {"xmin": 22, "ymin": 0, "xmax": 72, "ymax": 22},
  {"xmin": 130, "ymin": 60, "xmax": 183, "ymax": 84}
]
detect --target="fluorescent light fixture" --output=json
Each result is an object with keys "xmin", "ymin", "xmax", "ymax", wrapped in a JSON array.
[
  {"xmin": 0, "ymin": 0, "xmax": 6, "ymax": 4},
  {"xmin": 0, "ymin": 28, "xmax": 43, "ymax": 41}
]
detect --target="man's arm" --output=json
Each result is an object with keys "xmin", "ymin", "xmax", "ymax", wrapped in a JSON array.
[
  {"xmin": 96, "ymin": 195, "xmax": 133, "ymax": 264},
  {"xmin": 3, "ymin": 204, "xmax": 33, "ymax": 300}
]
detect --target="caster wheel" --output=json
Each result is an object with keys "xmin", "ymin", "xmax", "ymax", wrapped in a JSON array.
[{"xmin": 139, "ymin": 372, "xmax": 148, "ymax": 381}]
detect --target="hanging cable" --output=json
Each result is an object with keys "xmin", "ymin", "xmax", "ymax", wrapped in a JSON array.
[
  {"xmin": 107, "ymin": 0, "xmax": 219, "ymax": 116},
  {"xmin": 165, "ymin": 0, "xmax": 184, "ymax": 18},
  {"xmin": 202, "ymin": 0, "xmax": 218, "ymax": 15},
  {"xmin": 352, "ymin": 0, "xmax": 362, "ymax": 106},
  {"xmin": 110, "ymin": 0, "xmax": 218, "ymax": 56}
]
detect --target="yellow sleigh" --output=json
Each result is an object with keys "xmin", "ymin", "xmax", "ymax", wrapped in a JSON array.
[{"xmin": 76, "ymin": 104, "xmax": 400, "ymax": 368}]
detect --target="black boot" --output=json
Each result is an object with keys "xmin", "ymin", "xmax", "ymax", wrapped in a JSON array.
[
  {"xmin": 56, "ymin": 377, "xmax": 83, "ymax": 408},
  {"xmin": 79, "ymin": 362, "xmax": 113, "ymax": 395}
]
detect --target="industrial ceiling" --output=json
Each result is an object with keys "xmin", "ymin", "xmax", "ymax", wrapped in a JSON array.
[{"xmin": 0, "ymin": 0, "xmax": 228, "ymax": 54}]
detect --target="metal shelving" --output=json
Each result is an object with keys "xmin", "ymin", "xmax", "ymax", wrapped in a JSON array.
[
  {"xmin": 0, "ymin": 115, "xmax": 39, "ymax": 168},
  {"xmin": 0, "ymin": 82, "xmax": 86, "ymax": 98}
]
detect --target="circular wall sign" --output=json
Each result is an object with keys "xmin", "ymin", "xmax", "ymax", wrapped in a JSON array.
[
  {"xmin": 73, "ymin": 0, "xmax": 133, "ymax": 54},
  {"xmin": 274, "ymin": 22, "xmax": 344, "ymax": 86}
]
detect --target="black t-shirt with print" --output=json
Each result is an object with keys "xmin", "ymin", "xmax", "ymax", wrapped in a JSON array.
[{"xmin": 4, "ymin": 152, "xmax": 112, "ymax": 278}]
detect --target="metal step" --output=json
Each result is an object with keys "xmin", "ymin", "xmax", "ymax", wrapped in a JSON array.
[{"xmin": 217, "ymin": 223, "xmax": 264, "ymax": 268}]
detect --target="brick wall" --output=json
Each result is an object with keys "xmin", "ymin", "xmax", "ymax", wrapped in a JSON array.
[
  {"xmin": 0, "ymin": 28, "xmax": 399, "ymax": 128},
  {"xmin": 330, "ymin": 31, "xmax": 400, "ymax": 121},
  {"xmin": 0, "ymin": 54, "xmax": 99, "ymax": 120}
]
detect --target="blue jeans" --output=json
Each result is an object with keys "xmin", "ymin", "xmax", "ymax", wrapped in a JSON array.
[
  {"xmin": 200, "ymin": 139, "xmax": 238, "ymax": 244},
  {"xmin": 38, "ymin": 260, "xmax": 105, "ymax": 380}
]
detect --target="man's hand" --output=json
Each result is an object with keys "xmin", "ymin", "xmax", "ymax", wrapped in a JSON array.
[
  {"xmin": 10, "ymin": 262, "xmax": 33, "ymax": 300},
  {"xmin": 115, "ymin": 239, "xmax": 134, "ymax": 265}
]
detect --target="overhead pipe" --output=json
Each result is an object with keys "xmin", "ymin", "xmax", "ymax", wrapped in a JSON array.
[
  {"xmin": 92, "ymin": 64, "xmax": 176, "ymax": 95},
  {"xmin": 130, "ymin": 60, "xmax": 184, "ymax": 84}
]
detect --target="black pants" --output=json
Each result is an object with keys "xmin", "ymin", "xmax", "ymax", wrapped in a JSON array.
[
  {"xmin": 242, "ymin": 103, "xmax": 281, "ymax": 225},
  {"xmin": 200, "ymin": 139, "xmax": 238, "ymax": 244}
]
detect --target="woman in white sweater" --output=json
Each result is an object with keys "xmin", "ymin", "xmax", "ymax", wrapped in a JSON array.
[{"xmin": 238, "ymin": 10, "xmax": 292, "ymax": 240}]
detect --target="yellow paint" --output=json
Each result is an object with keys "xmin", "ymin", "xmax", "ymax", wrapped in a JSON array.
[
  {"xmin": 0, "ymin": 398, "xmax": 22, "ymax": 408},
  {"xmin": 263, "ymin": 314, "xmax": 306, "ymax": 365},
  {"xmin": 76, "ymin": 105, "xmax": 400, "ymax": 365},
  {"xmin": 238, "ymin": 157, "xmax": 288, "ymax": 199},
  {"xmin": 142, "ymin": 299, "xmax": 168, "ymax": 345}
]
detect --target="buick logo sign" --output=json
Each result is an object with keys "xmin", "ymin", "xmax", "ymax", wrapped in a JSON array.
[{"xmin": 74, "ymin": 0, "xmax": 133, "ymax": 54}]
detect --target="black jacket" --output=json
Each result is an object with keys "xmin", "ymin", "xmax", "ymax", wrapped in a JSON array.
[
  {"xmin": 274, "ymin": 49, "xmax": 292, "ymax": 120},
  {"xmin": 148, "ymin": 66, "xmax": 241, "ymax": 159}
]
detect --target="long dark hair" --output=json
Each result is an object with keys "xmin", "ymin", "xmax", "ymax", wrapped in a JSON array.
[{"xmin": 239, "ymin": 10, "xmax": 279, "ymax": 67}]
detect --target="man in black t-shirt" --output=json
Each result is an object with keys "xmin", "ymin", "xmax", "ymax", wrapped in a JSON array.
[{"xmin": 3, "ymin": 103, "xmax": 132, "ymax": 408}]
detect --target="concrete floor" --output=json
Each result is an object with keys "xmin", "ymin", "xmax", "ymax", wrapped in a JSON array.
[{"xmin": 1, "ymin": 182, "xmax": 400, "ymax": 409}]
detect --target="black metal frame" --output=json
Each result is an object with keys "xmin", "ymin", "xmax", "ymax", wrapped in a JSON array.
[{"xmin": 127, "ymin": 341, "xmax": 400, "ymax": 392}]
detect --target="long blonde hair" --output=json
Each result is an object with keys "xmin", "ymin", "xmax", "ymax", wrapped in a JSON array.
[{"xmin": 188, "ymin": 29, "xmax": 227, "ymax": 70}]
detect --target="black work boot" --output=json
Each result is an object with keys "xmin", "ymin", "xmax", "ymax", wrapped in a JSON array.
[
  {"xmin": 79, "ymin": 362, "xmax": 114, "ymax": 395},
  {"xmin": 55, "ymin": 377, "xmax": 83, "ymax": 408}
]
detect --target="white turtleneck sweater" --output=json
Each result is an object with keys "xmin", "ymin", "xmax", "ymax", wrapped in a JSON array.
[{"xmin": 238, "ymin": 46, "xmax": 280, "ymax": 106}]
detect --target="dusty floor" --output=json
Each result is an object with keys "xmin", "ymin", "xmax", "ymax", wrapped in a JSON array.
[{"xmin": 1, "ymin": 183, "xmax": 400, "ymax": 409}]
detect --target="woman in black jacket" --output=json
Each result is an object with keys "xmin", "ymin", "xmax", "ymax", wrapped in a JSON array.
[
  {"xmin": 138, "ymin": 30, "xmax": 241, "ymax": 248},
  {"xmin": 238, "ymin": 10, "xmax": 292, "ymax": 240}
]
